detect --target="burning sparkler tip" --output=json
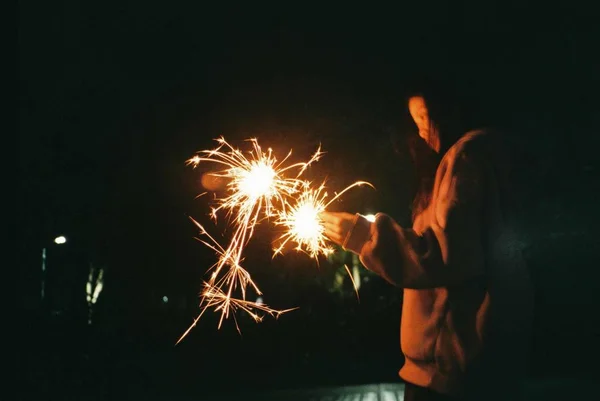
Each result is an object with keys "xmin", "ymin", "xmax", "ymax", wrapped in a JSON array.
[
  {"xmin": 186, "ymin": 155, "xmax": 202, "ymax": 168},
  {"xmin": 182, "ymin": 137, "xmax": 372, "ymax": 335}
]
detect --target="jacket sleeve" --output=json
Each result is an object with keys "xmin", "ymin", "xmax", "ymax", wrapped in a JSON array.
[{"xmin": 345, "ymin": 148, "xmax": 486, "ymax": 289}]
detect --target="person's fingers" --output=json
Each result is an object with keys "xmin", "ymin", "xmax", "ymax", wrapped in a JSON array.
[
  {"xmin": 340, "ymin": 212, "xmax": 357, "ymax": 221},
  {"xmin": 320, "ymin": 212, "xmax": 355, "ymax": 225},
  {"xmin": 321, "ymin": 211, "xmax": 358, "ymax": 243},
  {"xmin": 320, "ymin": 219, "xmax": 337, "ymax": 228},
  {"xmin": 322, "ymin": 225, "xmax": 337, "ymax": 237},
  {"xmin": 326, "ymin": 234, "xmax": 343, "ymax": 246},
  {"xmin": 321, "ymin": 221, "xmax": 344, "ymax": 237},
  {"xmin": 323, "ymin": 227, "xmax": 344, "ymax": 245},
  {"xmin": 319, "ymin": 212, "xmax": 339, "ymax": 224},
  {"xmin": 320, "ymin": 214, "xmax": 341, "ymax": 232}
]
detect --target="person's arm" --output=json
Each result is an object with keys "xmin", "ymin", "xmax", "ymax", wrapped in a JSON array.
[{"xmin": 325, "ymin": 148, "xmax": 486, "ymax": 289}]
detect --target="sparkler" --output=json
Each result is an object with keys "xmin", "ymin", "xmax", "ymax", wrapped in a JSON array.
[
  {"xmin": 180, "ymin": 137, "xmax": 373, "ymax": 341},
  {"xmin": 273, "ymin": 181, "xmax": 374, "ymax": 259},
  {"xmin": 177, "ymin": 215, "xmax": 297, "ymax": 343},
  {"xmin": 179, "ymin": 138, "xmax": 322, "ymax": 340},
  {"xmin": 186, "ymin": 137, "xmax": 322, "ymax": 224}
]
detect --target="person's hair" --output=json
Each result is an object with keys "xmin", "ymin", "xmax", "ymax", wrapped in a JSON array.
[
  {"xmin": 404, "ymin": 76, "xmax": 473, "ymax": 221},
  {"xmin": 405, "ymin": 77, "xmax": 469, "ymax": 154},
  {"xmin": 406, "ymin": 132, "xmax": 440, "ymax": 220}
]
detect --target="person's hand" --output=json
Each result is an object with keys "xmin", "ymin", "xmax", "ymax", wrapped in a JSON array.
[
  {"xmin": 320, "ymin": 211, "xmax": 358, "ymax": 247},
  {"xmin": 200, "ymin": 173, "xmax": 230, "ymax": 192}
]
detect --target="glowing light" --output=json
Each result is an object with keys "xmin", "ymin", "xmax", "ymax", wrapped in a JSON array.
[
  {"xmin": 364, "ymin": 214, "xmax": 376, "ymax": 223},
  {"xmin": 186, "ymin": 155, "xmax": 201, "ymax": 167},
  {"xmin": 238, "ymin": 162, "xmax": 276, "ymax": 199},
  {"xmin": 179, "ymin": 137, "xmax": 322, "ymax": 341},
  {"xmin": 274, "ymin": 183, "xmax": 331, "ymax": 259},
  {"xmin": 290, "ymin": 203, "xmax": 322, "ymax": 241},
  {"xmin": 274, "ymin": 181, "xmax": 374, "ymax": 259},
  {"xmin": 54, "ymin": 236, "xmax": 67, "ymax": 245},
  {"xmin": 180, "ymin": 137, "xmax": 373, "ymax": 341}
]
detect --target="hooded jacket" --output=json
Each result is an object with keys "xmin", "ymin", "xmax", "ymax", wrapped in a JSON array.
[{"xmin": 345, "ymin": 130, "xmax": 533, "ymax": 400}]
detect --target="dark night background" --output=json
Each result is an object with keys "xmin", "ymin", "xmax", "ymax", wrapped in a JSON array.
[{"xmin": 18, "ymin": 2, "xmax": 600, "ymax": 400}]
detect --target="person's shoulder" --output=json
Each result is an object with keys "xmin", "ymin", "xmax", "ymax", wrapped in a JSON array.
[
  {"xmin": 440, "ymin": 129, "xmax": 507, "ymax": 174},
  {"xmin": 456, "ymin": 128, "xmax": 495, "ymax": 150},
  {"xmin": 449, "ymin": 128, "xmax": 505, "ymax": 159},
  {"xmin": 443, "ymin": 130, "xmax": 484, "ymax": 162}
]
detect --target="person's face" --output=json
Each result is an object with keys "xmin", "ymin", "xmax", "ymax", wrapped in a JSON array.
[{"xmin": 408, "ymin": 96, "xmax": 440, "ymax": 152}]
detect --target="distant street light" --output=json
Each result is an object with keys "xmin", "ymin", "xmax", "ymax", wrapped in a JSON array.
[
  {"xmin": 42, "ymin": 235, "xmax": 68, "ymax": 301},
  {"xmin": 54, "ymin": 236, "xmax": 67, "ymax": 245}
]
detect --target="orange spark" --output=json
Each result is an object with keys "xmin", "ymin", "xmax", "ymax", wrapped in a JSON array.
[
  {"xmin": 180, "ymin": 138, "xmax": 321, "ymax": 340},
  {"xmin": 274, "ymin": 180, "xmax": 374, "ymax": 259},
  {"xmin": 180, "ymin": 137, "xmax": 372, "ymax": 341}
]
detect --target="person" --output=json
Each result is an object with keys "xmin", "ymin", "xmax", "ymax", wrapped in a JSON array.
[{"xmin": 321, "ymin": 85, "xmax": 534, "ymax": 401}]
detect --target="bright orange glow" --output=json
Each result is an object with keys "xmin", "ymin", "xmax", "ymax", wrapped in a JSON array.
[
  {"xmin": 274, "ymin": 181, "xmax": 374, "ymax": 259},
  {"xmin": 179, "ymin": 138, "xmax": 322, "ymax": 341},
  {"xmin": 180, "ymin": 137, "xmax": 372, "ymax": 342},
  {"xmin": 238, "ymin": 162, "xmax": 277, "ymax": 199},
  {"xmin": 274, "ymin": 183, "xmax": 331, "ymax": 258}
]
